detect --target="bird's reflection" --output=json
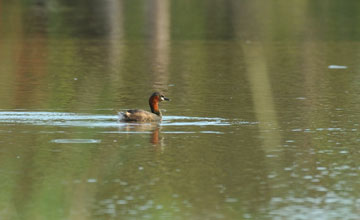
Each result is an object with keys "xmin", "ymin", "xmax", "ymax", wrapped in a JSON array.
[
  {"xmin": 150, "ymin": 126, "xmax": 161, "ymax": 145},
  {"xmin": 118, "ymin": 122, "xmax": 164, "ymax": 149}
]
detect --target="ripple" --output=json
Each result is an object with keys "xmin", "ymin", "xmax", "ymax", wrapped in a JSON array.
[
  {"xmin": 328, "ymin": 65, "xmax": 347, "ymax": 69},
  {"xmin": 51, "ymin": 139, "xmax": 101, "ymax": 144}
]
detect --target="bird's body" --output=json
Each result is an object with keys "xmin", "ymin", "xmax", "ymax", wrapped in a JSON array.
[
  {"xmin": 119, "ymin": 92, "xmax": 170, "ymax": 122},
  {"xmin": 120, "ymin": 109, "xmax": 161, "ymax": 122}
]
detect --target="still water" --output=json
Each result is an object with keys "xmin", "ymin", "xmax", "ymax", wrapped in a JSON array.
[{"xmin": 1, "ymin": 0, "xmax": 360, "ymax": 219}]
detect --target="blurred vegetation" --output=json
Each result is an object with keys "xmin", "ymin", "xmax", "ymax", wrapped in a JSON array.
[{"xmin": 1, "ymin": 0, "xmax": 360, "ymax": 111}]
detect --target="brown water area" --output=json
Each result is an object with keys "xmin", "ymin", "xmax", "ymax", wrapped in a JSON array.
[{"xmin": 0, "ymin": 0, "xmax": 360, "ymax": 219}]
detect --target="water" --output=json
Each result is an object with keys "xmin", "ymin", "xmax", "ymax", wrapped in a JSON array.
[{"xmin": 1, "ymin": 0, "xmax": 360, "ymax": 219}]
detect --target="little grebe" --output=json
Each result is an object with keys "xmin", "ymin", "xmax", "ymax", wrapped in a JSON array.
[{"xmin": 119, "ymin": 92, "xmax": 170, "ymax": 122}]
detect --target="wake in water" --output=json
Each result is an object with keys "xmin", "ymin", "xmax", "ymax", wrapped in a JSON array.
[
  {"xmin": 0, "ymin": 111, "xmax": 232, "ymax": 128},
  {"xmin": 0, "ymin": 111, "xmax": 119, "ymax": 127}
]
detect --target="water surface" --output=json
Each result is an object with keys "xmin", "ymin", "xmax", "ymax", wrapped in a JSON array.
[{"xmin": 1, "ymin": 1, "xmax": 360, "ymax": 219}]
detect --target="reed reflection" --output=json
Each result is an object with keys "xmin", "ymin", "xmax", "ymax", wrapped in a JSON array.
[
  {"xmin": 150, "ymin": 0, "xmax": 170, "ymax": 92},
  {"xmin": 243, "ymin": 43, "xmax": 281, "ymax": 151},
  {"xmin": 105, "ymin": 0, "xmax": 124, "ymax": 84}
]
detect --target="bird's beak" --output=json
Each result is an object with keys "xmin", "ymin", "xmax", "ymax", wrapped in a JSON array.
[{"xmin": 162, "ymin": 97, "xmax": 170, "ymax": 101}]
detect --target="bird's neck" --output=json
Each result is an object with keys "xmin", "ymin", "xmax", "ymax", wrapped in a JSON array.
[{"xmin": 150, "ymin": 103, "xmax": 161, "ymax": 116}]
